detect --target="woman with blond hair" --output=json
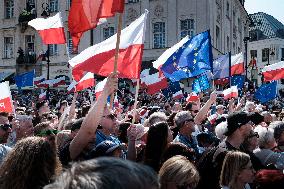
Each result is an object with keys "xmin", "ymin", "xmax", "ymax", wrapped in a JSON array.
[
  {"xmin": 220, "ymin": 151, "xmax": 255, "ymax": 189},
  {"xmin": 0, "ymin": 137, "xmax": 62, "ymax": 189},
  {"xmin": 159, "ymin": 155, "xmax": 200, "ymax": 189}
]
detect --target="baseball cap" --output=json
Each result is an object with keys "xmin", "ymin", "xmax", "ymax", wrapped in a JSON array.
[
  {"xmin": 224, "ymin": 112, "xmax": 253, "ymax": 136},
  {"xmin": 87, "ymin": 140, "xmax": 121, "ymax": 159}
]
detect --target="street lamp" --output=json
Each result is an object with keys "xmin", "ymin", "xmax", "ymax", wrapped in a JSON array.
[
  {"xmin": 41, "ymin": 3, "xmax": 50, "ymax": 100},
  {"xmin": 243, "ymin": 36, "xmax": 250, "ymax": 82}
]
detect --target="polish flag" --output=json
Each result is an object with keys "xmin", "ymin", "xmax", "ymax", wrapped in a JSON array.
[
  {"xmin": 0, "ymin": 82, "xmax": 13, "ymax": 113},
  {"xmin": 143, "ymin": 72, "xmax": 168, "ymax": 95},
  {"xmin": 39, "ymin": 91, "xmax": 46, "ymax": 101},
  {"xmin": 75, "ymin": 72, "xmax": 95, "ymax": 92},
  {"xmin": 28, "ymin": 12, "xmax": 66, "ymax": 44},
  {"xmin": 95, "ymin": 78, "xmax": 107, "ymax": 99},
  {"xmin": 231, "ymin": 52, "xmax": 244, "ymax": 75},
  {"xmin": 68, "ymin": 0, "xmax": 124, "ymax": 50},
  {"xmin": 208, "ymin": 113, "xmax": 218, "ymax": 125},
  {"xmin": 223, "ymin": 86, "xmax": 238, "ymax": 100},
  {"xmin": 34, "ymin": 76, "xmax": 45, "ymax": 86},
  {"xmin": 140, "ymin": 69, "xmax": 150, "ymax": 84},
  {"xmin": 69, "ymin": 10, "xmax": 148, "ymax": 81},
  {"xmin": 262, "ymin": 61, "xmax": 284, "ymax": 82},
  {"xmin": 37, "ymin": 76, "xmax": 66, "ymax": 88},
  {"xmin": 186, "ymin": 92, "xmax": 199, "ymax": 102},
  {"xmin": 67, "ymin": 81, "xmax": 76, "ymax": 94},
  {"xmin": 173, "ymin": 90, "xmax": 184, "ymax": 100}
]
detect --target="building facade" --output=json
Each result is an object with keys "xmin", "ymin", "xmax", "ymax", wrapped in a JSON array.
[
  {"xmin": 248, "ymin": 12, "xmax": 284, "ymax": 88},
  {"xmin": 0, "ymin": 0, "xmax": 249, "ymax": 85}
]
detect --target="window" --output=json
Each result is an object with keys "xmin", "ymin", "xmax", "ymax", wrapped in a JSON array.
[
  {"xmin": 226, "ymin": 1, "xmax": 230, "ymax": 17},
  {"xmin": 49, "ymin": 0, "xmax": 58, "ymax": 12},
  {"xmin": 25, "ymin": 35, "xmax": 35, "ymax": 54},
  {"xmin": 216, "ymin": 25, "xmax": 221, "ymax": 50},
  {"xmin": 153, "ymin": 22, "xmax": 166, "ymax": 49},
  {"xmin": 103, "ymin": 27, "xmax": 115, "ymax": 40},
  {"xmin": 67, "ymin": 0, "xmax": 72, "ymax": 10},
  {"xmin": 5, "ymin": 0, "xmax": 14, "ymax": 19},
  {"xmin": 180, "ymin": 19, "xmax": 194, "ymax": 39},
  {"xmin": 48, "ymin": 44, "xmax": 58, "ymax": 56},
  {"xmin": 3, "ymin": 37, "xmax": 13, "ymax": 58},
  {"xmin": 262, "ymin": 48, "xmax": 269, "ymax": 62},
  {"xmin": 281, "ymin": 48, "xmax": 284, "ymax": 61},
  {"xmin": 238, "ymin": 47, "xmax": 240, "ymax": 53},
  {"xmin": 128, "ymin": 0, "xmax": 139, "ymax": 3},
  {"xmin": 250, "ymin": 50, "xmax": 257, "ymax": 58},
  {"xmin": 67, "ymin": 32, "xmax": 73, "ymax": 54},
  {"xmin": 26, "ymin": 0, "xmax": 35, "ymax": 12},
  {"xmin": 233, "ymin": 42, "xmax": 235, "ymax": 54}
]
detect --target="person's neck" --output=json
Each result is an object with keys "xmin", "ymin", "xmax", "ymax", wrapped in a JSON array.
[{"xmin": 226, "ymin": 134, "xmax": 244, "ymax": 149}]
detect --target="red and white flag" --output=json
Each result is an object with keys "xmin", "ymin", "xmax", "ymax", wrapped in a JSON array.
[
  {"xmin": 67, "ymin": 72, "xmax": 95, "ymax": 92},
  {"xmin": 69, "ymin": 10, "xmax": 148, "ymax": 81},
  {"xmin": 231, "ymin": 52, "xmax": 244, "ymax": 75},
  {"xmin": 28, "ymin": 12, "xmax": 66, "ymax": 44},
  {"xmin": 173, "ymin": 90, "xmax": 184, "ymax": 100},
  {"xmin": 68, "ymin": 0, "xmax": 124, "ymax": 51},
  {"xmin": 0, "ymin": 82, "xmax": 13, "ymax": 113},
  {"xmin": 208, "ymin": 113, "xmax": 218, "ymax": 125},
  {"xmin": 39, "ymin": 91, "xmax": 46, "ymax": 101},
  {"xmin": 37, "ymin": 76, "xmax": 66, "ymax": 88},
  {"xmin": 34, "ymin": 76, "xmax": 45, "ymax": 86},
  {"xmin": 143, "ymin": 72, "xmax": 168, "ymax": 95},
  {"xmin": 262, "ymin": 61, "xmax": 284, "ymax": 82},
  {"xmin": 223, "ymin": 86, "xmax": 238, "ymax": 100},
  {"xmin": 95, "ymin": 78, "xmax": 107, "ymax": 99},
  {"xmin": 186, "ymin": 92, "xmax": 199, "ymax": 102}
]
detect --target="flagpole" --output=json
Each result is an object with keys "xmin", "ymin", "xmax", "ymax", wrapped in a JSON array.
[
  {"xmin": 132, "ymin": 79, "xmax": 140, "ymax": 124},
  {"xmin": 110, "ymin": 13, "xmax": 123, "ymax": 109}
]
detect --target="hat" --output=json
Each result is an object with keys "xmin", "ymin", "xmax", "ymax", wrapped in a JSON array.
[
  {"xmin": 135, "ymin": 124, "xmax": 149, "ymax": 140},
  {"xmin": 88, "ymin": 140, "xmax": 121, "ymax": 158},
  {"xmin": 225, "ymin": 112, "xmax": 253, "ymax": 136},
  {"xmin": 216, "ymin": 105, "xmax": 225, "ymax": 109}
]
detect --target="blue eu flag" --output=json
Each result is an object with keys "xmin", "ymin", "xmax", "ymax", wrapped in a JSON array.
[
  {"xmin": 162, "ymin": 82, "xmax": 182, "ymax": 98},
  {"xmin": 231, "ymin": 75, "xmax": 245, "ymax": 90},
  {"xmin": 161, "ymin": 30, "xmax": 213, "ymax": 82},
  {"xmin": 192, "ymin": 74, "xmax": 211, "ymax": 93},
  {"xmin": 254, "ymin": 81, "xmax": 277, "ymax": 103},
  {"xmin": 15, "ymin": 70, "xmax": 35, "ymax": 88}
]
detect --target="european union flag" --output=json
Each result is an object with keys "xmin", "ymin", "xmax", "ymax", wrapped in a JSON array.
[
  {"xmin": 192, "ymin": 74, "xmax": 211, "ymax": 93},
  {"xmin": 213, "ymin": 53, "xmax": 230, "ymax": 79},
  {"xmin": 162, "ymin": 82, "xmax": 182, "ymax": 98},
  {"xmin": 161, "ymin": 30, "xmax": 213, "ymax": 82},
  {"xmin": 231, "ymin": 75, "xmax": 245, "ymax": 90},
  {"xmin": 15, "ymin": 70, "xmax": 35, "ymax": 88},
  {"xmin": 254, "ymin": 81, "xmax": 277, "ymax": 103}
]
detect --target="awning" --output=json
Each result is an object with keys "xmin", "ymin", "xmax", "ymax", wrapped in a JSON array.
[{"xmin": 0, "ymin": 71, "xmax": 15, "ymax": 82}]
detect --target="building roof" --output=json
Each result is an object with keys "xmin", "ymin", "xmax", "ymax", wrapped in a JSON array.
[{"xmin": 249, "ymin": 12, "xmax": 284, "ymax": 39}]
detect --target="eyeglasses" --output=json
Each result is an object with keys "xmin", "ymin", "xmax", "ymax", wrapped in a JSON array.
[
  {"xmin": 0, "ymin": 124, "xmax": 12, "ymax": 131},
  {"xmin": 38, "ymin": 129, "xmax": 58, "ymax": 137},
  {"xmin": 102, "ymin": 114, "xmax": 116, "ymax": 120}
]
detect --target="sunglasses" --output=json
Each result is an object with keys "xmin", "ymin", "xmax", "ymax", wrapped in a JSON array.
[
  {"xmin": 38, "ymin": 129, "xmax": 58, "ymax": 137},
  {"xmin": 190, "ymin": 110, "xmax": 199, "ymax": 114},
  {"xmin": 102, "ymin": 114, "xmax": 116, "ymax": 120},
  {"xmin": 248, "ymin": 132, "xmax": 259, "ymax": 138},
  {"xmin": 0, "ymin": 124, "xmax": 12, "ymax": 131}
]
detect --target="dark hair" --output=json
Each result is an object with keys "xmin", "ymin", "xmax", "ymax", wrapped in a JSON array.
[
  {"xmin": 144, "ymin": 122, "xmax": 169, "ymax": 172},
  {"xmin": 0, "ymin": 112, "xmax": 9, "ymax": 117},
  {"xmin": 274, "ymin": 122, "xmax": 284, "ymax": 140},
  {"xmin": 0, "ymin": 137, "xmax": 61, "ymax": 189},
  {"xmin": 161, "ymin": 143, "xmax": 195, "ymax": 163},
  {"xmin": 36, "ymin": 101, "xmax": 47, "ymax": 110},
  {"xmin": 44, "ymin": 157, "xmax": 159, "ymax": 189},
  {"xmin": 81, "ymin": 105, "xmax": 91, "ymax": 117},
  {"xmin": 118, "ymin": 122, "xmax": 131, "ymax": 143}
]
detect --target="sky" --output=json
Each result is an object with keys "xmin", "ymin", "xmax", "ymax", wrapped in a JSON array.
[{"xmin": 245, "ymin": 0, "xmax": 284, "ymax": 24}]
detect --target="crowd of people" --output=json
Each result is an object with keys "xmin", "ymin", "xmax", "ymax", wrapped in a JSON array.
[{"xmin": 1, "ymin": 73, "xmax": 284, "ymax": 189}]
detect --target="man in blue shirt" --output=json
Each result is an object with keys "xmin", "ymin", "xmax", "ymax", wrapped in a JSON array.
[{"xmin": 173, "ymin": 111, "xmax": 199, "ymax": 156}]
